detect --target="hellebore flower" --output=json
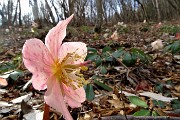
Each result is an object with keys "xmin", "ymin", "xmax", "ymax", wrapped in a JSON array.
[{"xmin": 22, "ymin": 14, "xmax": 88, "ymax": 120}]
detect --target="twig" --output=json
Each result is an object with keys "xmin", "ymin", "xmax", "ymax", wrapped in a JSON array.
[
  {"xmin": 43, "ymin": 102, "xmax": 50, "ymax": 120},
  {"xmin": 107, "ymin": 52, "xmax": 136, "ymax": 86},
  {"xmin": 93, "ymin": 115, "xmax": 180, "ymax": 120}
]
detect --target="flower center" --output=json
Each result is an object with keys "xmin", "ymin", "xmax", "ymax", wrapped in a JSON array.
[{"xmin": 52, "ymin": 53, "xmax": 88, "ymax": 89}]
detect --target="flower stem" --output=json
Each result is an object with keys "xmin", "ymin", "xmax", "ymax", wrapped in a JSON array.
[{"xmin": 43, "ymin": 102, "xmax": 50, "ymax": 120}]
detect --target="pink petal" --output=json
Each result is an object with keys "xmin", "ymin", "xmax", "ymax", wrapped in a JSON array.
[
  {"xmin": 45, "ymin": 14, "xmax": 74, "ymax": 59},
  {"xmin": 22, "ymin": 39, "xmax": 53, "ymax": 90},
  {"xmin": 31, "ymin": 73, "xmax": 49, "ymax": 90},
  {"xmin": 63, "ymin": 84, "xmax": 86, "ymax": 108},
  {"xmin": 59, "ymin": 42, "xmax": 87, "ymax": 64},
  {"xmin": 44, "ymin": 78, "xmax": 73, "ymax": 120}
]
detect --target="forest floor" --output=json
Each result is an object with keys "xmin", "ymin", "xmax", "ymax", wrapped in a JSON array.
[{"xmin": 0, "ymin": 21, "xmax": 180, "ymax": 120}]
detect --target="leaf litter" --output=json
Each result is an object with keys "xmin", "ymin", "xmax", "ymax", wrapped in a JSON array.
[{"xmin": 0, "ymin": 21, "xmax": 180, "ymax": 119}]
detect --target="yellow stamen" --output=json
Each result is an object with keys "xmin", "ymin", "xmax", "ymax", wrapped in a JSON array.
[{"xmin": 52, "ymin": 53, "xmax": 88, "ymax": 89}]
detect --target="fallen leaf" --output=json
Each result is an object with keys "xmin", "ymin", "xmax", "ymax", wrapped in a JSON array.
[
  {"xmin": 0, "ymin": 77, "xmax": 8, "ymax": 87},
  {"xmin": 11, "ymin": 93, "xmax": 32, "ymax": 104},
  {"xmin": 139, "ymin": 92, "xmax": 178, "ymax": 102},
  {"xmin": 21, "ymin": 100, "xmax": 33, "ymax": 114},
  {"xmin": 107, "ymin": 99, "xmax": 124, "ymax": 109},
  {"xmin": 175, "ymin": 33, "xmax": 180, "ymax": 40},
  {"xmin": 151, "ymin": 39, "xmax": 163, "ymax": 51},
  {"xmin": 0, "ymin": 101, "xmax": 13, "ymax": 107},
  {"xmin": 110, "ymin": 31, "xmax": 118, "ymax": 40},
  {"xmin": 23, "ymin": 110, "xmax": 43, "ymax": 120}
]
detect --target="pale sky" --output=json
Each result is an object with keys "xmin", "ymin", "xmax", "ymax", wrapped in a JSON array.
[
  {"xmin": 20, "ymin": 0, "xmax": 32, "ymax": 15},
  {"xmin": 0, "ymin": 0, "xmax": 32, "ymax": 15}
]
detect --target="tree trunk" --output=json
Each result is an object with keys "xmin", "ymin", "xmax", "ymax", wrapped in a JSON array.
[
  {"xmin": 135, "ymin": 0, "xmax": 148, "ymax": 21},
  {"xmin": 18, "ymin": 0, "xmax": 22, "ymax": 26},
  {"xmin": 51, "ymin": 0, "xmax": 60, "ymax": 22},
  {"xmin": 32, "ymin": 0, "xmax": 40, "ymax": 22},
  {"xmin": 155, "ymin": 0, "xmax": 161, "ymax": 21},
  {"xmin": 68, "ymin": 0, "xmax": 74, "ymax": 16},
  {"xmin": 12, "ymin": 0, "xmax": 18, "ymax": 25},
  {"xmin": 45, "ymin": 0, "xmax": 56, "ymax": 25},
  {"xmin": 7, "ymin": 0, "xmax": 13, "ymax": 26},
  {"xmin": 95, "ymin": 0, "xmax": 103, "ymax": 33}
]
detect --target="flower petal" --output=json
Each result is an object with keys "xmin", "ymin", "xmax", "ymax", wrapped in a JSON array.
[
  {"xmin": 31, "ymin": 73, "xmax": 49, "ymax": 90},
  {"xmin": 45, "ymin": 14, "xmax": 74, "ymax": 59},
  {"xmin": 22, "ymin": 38, "xmax": 53, "ymax": 90},
  {"xmin": 63, "ymin": 84, "xmax": 86, "ymax": 108},
  {"xmin": 59, "ymin": 42, "xmax": 87, "ymax": 64},
  {"xmin": 44, "ymin": 78, "xmax": 73, "ymax": 120}
]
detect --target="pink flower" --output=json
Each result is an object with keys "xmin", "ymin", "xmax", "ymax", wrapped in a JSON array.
[{"xmin": 22, "ymin": 14, "xmax": 88, "ymax": 120}]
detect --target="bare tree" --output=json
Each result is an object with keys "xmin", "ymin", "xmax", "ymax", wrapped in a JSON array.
[
  {"xmin": 95, "ymin": 0, "xmax": 103, "ymax": 33},
  {"xmin": 45, "ymin": 0, "xmax": 56, "ymax": 24},
  {"xmin": 31, "ymin": 0, "xmax": 41, "ymax": 28}
]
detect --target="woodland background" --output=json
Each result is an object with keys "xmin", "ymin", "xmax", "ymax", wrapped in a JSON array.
[
  {"xmin": 1, "ymin": 0, "xmax": 180, "ymax": 28},
  {"xmin": 0, "ymin": 0, "xmax": 180, "ymax": 120}
]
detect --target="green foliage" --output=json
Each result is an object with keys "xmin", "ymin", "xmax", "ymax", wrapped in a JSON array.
[
  {"xmin": 111, "ymin": 47, "xmax": 124, "ymax": 58},
  {"xmin": 140, "ymin": 24, "xmax": 150, "ymax": 32},
  {"xmin": 133, "ymin": 109, "xmax": 151, "ymax": 116},
  {"xmin": 0, "ymin": 54, "xmax": 22, "ymax": 74},
  {"xmin": 117, "ymin": 26, "xmax": 130, "ymax": 34},
  {"xmin": 122, "ymin": 52, "xmax": 137, "ymax": 67},
  {"xmin": 0, "ymin": 62, "xmax": 16, "ymax": 74},
  {"xmin": 9, "ymin": 70, "xmax": 24, "ymax": 81},
  {"xmin": 94, "ymin": 79, "xmax": 113, "ymax": 91},
  {"xmin": 80, "ymin": 25, "xmax": 91, "ymax": 33},
  {"xmin": 100, "ymin": 66, "xmax": 107, "ymax": 74},
  {"xmin": 171, "ymin": 99, "xmax": 180, "ymax": 109},
  {"xmin": 155, "ymin": 83, "xmax": 164, "ymax": 93},
  {"xmin": 84, "ymin": 84, "xmax": 95, "ymax": 101},
  {"xmin": 164, "ymin": 40, "xmax": 180, "ymax": 54},
  {"xmin": 128, "ymin": 96, "xmax": 148, "ymax": 108},
  {"xmin": 160, "ymin": 25, "xmax": 180, "ymax": 35},
  {"xmin": 86, "ymin": 46, "xmax": 151, "ymax": 68},
  {"xmin": 152, "ymin": 100, "xmax": 166, "ymax": 109},
  {"xmin": 152, "ymin": 111, "xmax": 159, "ymax": 116},
  {"xmin": 130, "ymin": 48, "xmax": 152, "ymax": 64}
]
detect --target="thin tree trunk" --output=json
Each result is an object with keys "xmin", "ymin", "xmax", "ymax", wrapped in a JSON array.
[
  {"xmin": 155, "ymin": 0, "xmax": 161, "ymax": 21},
  {"xmin": 51, "ymin": 0, "xmax": 60, "ymax": 22},
  {"xmin": 135, "ymin": 0, "xmax": 148, "ymax": 21},
  {"xmin": 32, "ymin": 0, "xmax": 40, "ymax": 22},
  {"xmin": 12, "ymin": 0, "xmax": 18, "ymax": 25},
  {"xmin": 95, "ymin": 0, "xmax": 103, "ymax": 33},
  {"xmin": 45, "ymin": 0, "xmax": 56, "ymax": 25},
  {"xmin": 18, "ymin": 0, "xmax": 22, "ymax": 25},
  {"xmin": 68, "ymin": 0, "xmax": 74, "ymax": 16}
]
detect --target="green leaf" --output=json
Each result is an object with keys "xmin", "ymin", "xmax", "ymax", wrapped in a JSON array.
[
  {"xmin": 171, "ymin": 99, "xmax": 180, "ymax": 109},
  {"xmin": 171, "ymin": 41, "xmax": 180, "ymax": 54},
  {"xmin": 9, "ymin": 70, "xmax": 24, "ymax": 80},
  {"xmin": 122, "ymin": 52, "xmax": 136, "ymax": 67},
  {"xmin": 128, "ymin": 96, "xmax": 148, "ymax": 108},
  {"xmin": 102, "ymin": 46, "xmax": 112, "ymax": 53},
  {"xmin": 87, "ymin": 47, "xmax": 97, "ymax": 53},
  {"xmin": 95, "ymin": 56, "xmax": 102, "ymax": 67},
  {"xmin": 133, "ymin": 109, "xmax": 151, "ymax": 116},
  {"xmin": 94, "ymin": 79, "xmax": 113, "ymax": 91},
  {"xmin": 84, "ymin": 84, "xmax": 95, "ymax": 101},
  {"xmin": 100, "ymin": 66, "xmax": 107, "ymax": 74},
  {"xmin": 157, "ymin": 101, "xmax": 165, "ymax": 108},
  {"xmin": 164, "ymin": 41, "xmax": 180, "ymax": 54},
  {"xmin": 105, "ymin": 56, "xmax": 113, "ymax": 61},
  {"xmin": 152, "ymin": 111, "xmax": 159, "ymax": 116},
  {"xmin": 112, "ymin": 50, "xmax": 124, "ymax": 58},
  {"xmin": 86, "ymin": 53, "xmax": 98, "ymax": 61},
  {"xmin": 131, "ymin": 48, "xmax": 152, "ymax": 63},
  {"xmin": 0, "ymin": 62, "xmax": 15, "ymax": 74}
]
